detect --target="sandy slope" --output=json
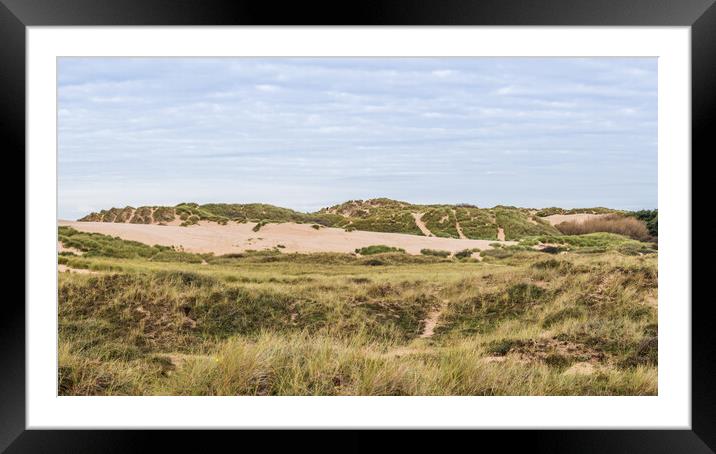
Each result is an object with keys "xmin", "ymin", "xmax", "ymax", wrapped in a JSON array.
[
  {"xmin": 412, "ymin": 213, "xmax": 434, "ymax": 237},
  {"xmin": 542, "ymin": 213, "xmax": 608, "ymax": 226},
  {"xmin": 59, "ymin": 220, "xmax": 514, "ymax": 255}
]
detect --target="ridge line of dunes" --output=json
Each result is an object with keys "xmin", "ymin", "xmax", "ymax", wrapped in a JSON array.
[{"xmin": 77, "ymin": 198, "xmax": 653, "ymax": 241}]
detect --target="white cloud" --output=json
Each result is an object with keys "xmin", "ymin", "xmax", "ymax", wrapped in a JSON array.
[{"xmin": 254, "ymin": 84, "xmax": 280, "ymax": 92}]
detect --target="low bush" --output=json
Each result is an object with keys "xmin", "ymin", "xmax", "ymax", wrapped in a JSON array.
[
  {"xmin": 420, "ymin": 249, "xmax": 451, "ymax": 258},
  {"xmin": 253, "ymin": 220, "xmax": 268, "ymax": 232},
  {"xmin": 355, "ymin": 245, "xmax": 406, "ymax": 255},
  {"xmin": 454, "ymin": 248, "xmax": 480, "ymax": 259}
]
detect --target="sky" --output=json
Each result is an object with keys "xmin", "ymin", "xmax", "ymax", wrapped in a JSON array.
[{"xmin": 58, "ymin": 57, "xmax": 657, "ymax": 220}]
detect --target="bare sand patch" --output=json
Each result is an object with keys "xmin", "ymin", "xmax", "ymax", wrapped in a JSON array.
[
  {"xmin": 419, "ymin": 300, "xmax": 449, "ymax": 339},
  {"xmin": 60, "ymin": 220, "xmax": 515, "ymax": 256},
  {"xmin": 450, "ymin": 209, "xmax": 468, "ymax": 240},
  {"xmin": 58, "ymin": 264, "xmax": 98, "ymax": 275},
  {"xmin": 562, "ymin": 362, "xmax": 596, "ymax": 376},
  {"xmin": 412, "ymin": 213, "xmax": 434, "ymax": 237},
  {"xmin": 541, "ymin": 213, "xmax": 608, "ymax": 226},
  {"xmin": 57, "ymin": 241, "xmax": 83, "ymax": 255},
  {"xmin": 497, "ymin": 227, "xmax": 505, "ymax": 241}
]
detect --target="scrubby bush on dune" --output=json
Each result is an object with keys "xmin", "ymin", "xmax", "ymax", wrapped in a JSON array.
[
  {"xmin": 58, "ymin": 226, "xmax": 169, "ymax": 258},
  {"xmin": 180, "ymin": 215, "xmax": 200, "ymax": 227},
  {"xmin": 555, "ymin": 214, "xmax": 651, "ymax": 241},
  {"xmin": 454, "ymin": 248, "xmax": 480, "ymax": 259},
  {"xmin": 152, "ymin": 207, "xmax": 176, "ymax": 223},
  {"xmin": 420, "ymin": 248, "xmax": 451, "ymax": 257},
  {"xmin": 355, "ymin": 245, "xmax": 406, "ymax": 255}
]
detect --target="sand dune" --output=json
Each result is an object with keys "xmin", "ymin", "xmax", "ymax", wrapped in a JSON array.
[
  {"xmin": 59, "ymin": 220, "xmax": 514, "ymax": 255},
  {"xmin": 542, "ymin": 213, "xmax": 608, "ymax": 226}
]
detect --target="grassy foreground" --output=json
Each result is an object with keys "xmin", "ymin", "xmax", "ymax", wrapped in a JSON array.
[{"xmin": 58, "ymin": 231, "xmax": 657, "ymax": 396}]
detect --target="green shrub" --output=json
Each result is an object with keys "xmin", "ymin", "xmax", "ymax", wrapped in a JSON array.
[
  {"xmin": 355, "ymin": 245, "xmax": 406, "ymax": 255},
  {"xmin": 454, "ymin": 248, "xmax": 479, "ymax": 259},
  {"xmin": 58, "ymin": 226, "xmax": 170, "ymax": 259},
  {"xmin": 253, "ymin": 220, "xmax": 268, "ymax": 232}
]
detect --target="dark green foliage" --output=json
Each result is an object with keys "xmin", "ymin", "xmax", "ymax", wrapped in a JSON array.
[
  {"xmin": 58, "ymin": 226, "xmax": 170, "ymax": 259},
  {"xmin": 355, "ymin": 245, "xmax": 406, "ymax": 255},
  {"xmin": 454, "ymin": 248, "xmax": 479, "ymax": 259},
  {"xmin": 486, "ymin": 339, "xmax": 525, "ymax": 356},
  {"xmin": 420, "ymin": 249, "xmax": 451, "ymax": 257}
]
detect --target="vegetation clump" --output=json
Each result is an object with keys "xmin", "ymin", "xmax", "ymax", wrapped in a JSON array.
[
  {"xmin": 355, "ymin": 245, "xmax": 406, "ymax": 255},
  {"xmin": 420, "ymin": 248, "xmax": 451, "ymax": 257}
]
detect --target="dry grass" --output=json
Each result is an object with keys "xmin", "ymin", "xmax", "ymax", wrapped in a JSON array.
[
  {"xmin": 555, "ymin": 215, "xmax": 651, "ymax": 241},
  {"xmin": 57, "ymin": 228, "xmax": 657, "ymax": 396}
]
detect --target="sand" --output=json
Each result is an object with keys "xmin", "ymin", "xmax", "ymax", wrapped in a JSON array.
[
  {"xmin": 59, "ymin": 220, "xmax": 515, "ymax": 256},
  {"xmin": 541, "ymin": 213, "xmax": 608, "ymax": 226},
  {"xmin": 412, "ymin": 213, "xmax": 434, "ymax": 237}
]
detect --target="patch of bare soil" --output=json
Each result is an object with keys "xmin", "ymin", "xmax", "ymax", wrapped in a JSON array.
[
  {"xmin": 497, "ymin": 227, "xmax": 505, "ymax": 241},
  {"xmin": 502, "ymin": 337, "xmax": 606, "ymax": 365},
  {"xmin": 562, "ymin": 362, "xmax": 597, "ymax": 376},
  {"xmin": 58, "ymin": 264, "xmax": 98, "ymax": 275},
  {"xmin": 412, "ymin": 212, "xmax": 434, "ymax": 237},
  {"xmin": 450, "ymin": 210, "xmax": 468, "ymax": 239},
  {"xmin": 420, "ymin": 300, "xmax": 449, "ymax": 338},
  {"xmin": 541, "ymin": 213, "xmax": 609, "ymax": 226},
  {"xmin": 57, "ymin": 241, "xmax": 83, "ymax": 255}
]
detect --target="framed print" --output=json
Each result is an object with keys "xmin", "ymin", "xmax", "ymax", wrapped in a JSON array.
[{"xmin": 5, "ymin": 0, "xmax": 714, "ymax": 451}]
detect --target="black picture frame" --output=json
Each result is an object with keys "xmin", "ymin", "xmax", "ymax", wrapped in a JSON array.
[{"xmin": 4, "ymin": 0, "xmax": 712, "ymax": 451}]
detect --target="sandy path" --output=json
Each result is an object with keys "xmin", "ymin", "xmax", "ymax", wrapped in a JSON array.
[
  {"xmin": 419, "ymin": 300, "xmax": 448, "ymax": 338},
  {"xmin": 541, "ymin": 213, "xmax": 608, "ymax": 226},
  {"xmin": 60, "ymin": 220, "xmax": 515, "ymax": 256},
  {"xmin": 497, "ymin": 227, "xmax": 505, "ymax": 241},
  {"xmin": 58, "ymin": 264, "xmax": 98, "ymax": 274},
  {"xmin": 451, "ymin": 209, "xmax": 468, "ymax": 240},
  {"xmin": 412, "ymin": 213, "xmax": 434, "ymax": 237}
]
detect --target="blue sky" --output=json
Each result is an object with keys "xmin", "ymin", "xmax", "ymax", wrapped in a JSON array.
[{"xmin": 58, "ymin": 57, "xmax": 657, "ymax": 220}]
